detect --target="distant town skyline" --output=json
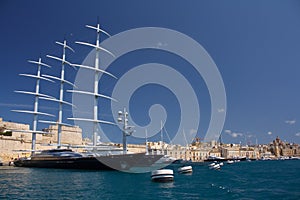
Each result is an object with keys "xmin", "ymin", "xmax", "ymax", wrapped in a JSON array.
[{"xmin": 1, "ymin": 1, "xmax": 300, "ymax": 145}]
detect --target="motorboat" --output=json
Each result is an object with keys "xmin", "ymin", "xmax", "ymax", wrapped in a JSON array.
[
  {"xmin": 209, "ymin": 162, "xmax": 221, "ymax": 170},
  {"xmin": 178, "ymin": 165, "xmax": 193, "ymax": 174},
  {"xmin": 290, "ymin": 156, "xmax": 300, "ymax": 160},
  {"xmin": 227, "ymin": 160, "xmax": 234, "ymax": 164},
  {"xmin": 205, "ymin": 156, "xmax": 225, "ymax": 162}
]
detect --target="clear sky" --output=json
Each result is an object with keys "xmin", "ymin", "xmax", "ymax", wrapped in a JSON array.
[{"xmin": 1, "ymin": 0, "xmax": 300, "ymax": 145}]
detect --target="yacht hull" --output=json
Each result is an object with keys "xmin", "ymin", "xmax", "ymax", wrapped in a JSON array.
[{"xmin": 14, "ymin": 153, "xmax": 163, "ymax": 172}]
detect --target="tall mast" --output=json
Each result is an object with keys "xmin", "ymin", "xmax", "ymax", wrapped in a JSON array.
[
  {"xmin": 68, "ymin": 21, "xmax": 117, "ymax": 147},
  {"xmin": 160, "ymin": 121, "xmax": 164, "ymax": 154},
  {"xmin": 40, "ymin": 40, "xmax": 75, "ymax": 148},
  {"xmin": 145, "ymin": 129, "xmax": 148, "ymax": 155},
  {"xmin": 12, "ymin": 58, "xmax": 55, "ymax": 153},
  {"xmin": 93, "ymin": 27, "xmax": 100, "ymax": 146}
]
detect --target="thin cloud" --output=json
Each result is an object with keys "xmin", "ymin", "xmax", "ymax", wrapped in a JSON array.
[
  {"xmin": 231, "ymin": 132, "xmax": 243, "ymax": 138},
  {"xmin": 285, "ymin": 120, "xmax": 296, "ymax": 125},
  {"xmin": 295, "ymin": 132, "xmax": 300, "ymax": 137},
  {"xmin": 267, "ymin": 131, "xmax": 272, "ymax": 135},
  {"xmin": 224, "ymin": 129, "xmax": 243, "ymax": 138}
]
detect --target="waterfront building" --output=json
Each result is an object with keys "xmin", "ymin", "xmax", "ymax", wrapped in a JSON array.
[
  {"xmin": 0, "ymin": 117, "xmax": 83, "ymax": 162},
  {"xmin": 209, "ymin": 147, "xmax": 222, "ymax": 158},
  {"xmin": 239, "ymin": 146, "xmax": 259, "ymax": 159},
  {"xmin": 270, "ymin": 136, "xmax": 300, "ymax": 157},
  {"xmin": 147, "ymin": 141, "xmax": 168, "ymax": 155},
  {"xmin": 0, "ymin": 118, "xmax": 33, "ymax": 161},
  {"xmin": 220, "ymin": 143, "xmax": 240, "ymax": 159},
  {"xmin": 166, "ymin": 144, "xmax": 187, "ymax": 160},
  {"xmin": 41, "ymin": 124, "xmax": 82, "ymax": 145},
  {"xmin": 148, "ymin": 139, "xmax": 217, "ymax": 162},
  {"xmin": 220, "ymin": 144, "xmax": 259, "ymax": 159},
  {"xmin": 257, "ymin": 144, "xmax": 274, "ymax": 159}
]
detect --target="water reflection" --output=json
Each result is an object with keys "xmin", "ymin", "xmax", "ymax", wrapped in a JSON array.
[{"xmin": 158, "ymin": 181, "xmax": 175, "ymax": 189}]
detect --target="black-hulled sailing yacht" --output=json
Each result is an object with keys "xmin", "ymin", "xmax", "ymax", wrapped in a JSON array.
[{"xmin": 13, "ymin": 21, "xmax": 163, "ymax": 172}]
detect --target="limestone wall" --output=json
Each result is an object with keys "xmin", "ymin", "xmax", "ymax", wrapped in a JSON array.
[
  {"xmin": 45, "ymin": 125, "xmax": 83, "ymax": 145},
  {"xmin": 0, "ymin": 138, "xmax": 72, "ymax": 162},
  {"xmin": 0, "ymin": 139, "xmax": 31, "ymax": 161},
  {"xmin": 0, "ymin": 118, "xmax": 41, "ymax": 142},
  {"xmin": 0, "ymin": 118, "xmax": 83, "ymax": 163}
]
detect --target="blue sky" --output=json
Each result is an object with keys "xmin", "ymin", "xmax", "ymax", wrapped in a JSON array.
[{"xmin": 1, "ymin": 0, "xmax": 300, "ymax": 145}]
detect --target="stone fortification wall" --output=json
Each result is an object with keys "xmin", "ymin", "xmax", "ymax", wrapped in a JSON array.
[
  {"xmin": 45, "ymin": 124, "xmax": 82, "ymax": 145},
  {"xmin": 0, "ymin": 118, "xmax": 83, "ymax": 163}
]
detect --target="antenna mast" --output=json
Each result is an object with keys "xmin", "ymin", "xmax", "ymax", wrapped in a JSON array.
[{"xmin": 117, "ymin": 108, "xmax": 134, "ymax": 154}]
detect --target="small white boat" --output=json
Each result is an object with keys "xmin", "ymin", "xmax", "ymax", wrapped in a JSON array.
[
  {"xmin": 227, "ymin": 160, "xmax": 234, "ymax": 164},
  {"xmin": 151, "ymin": 169, "xmax": 174, "ymax": 182},
  {"xmin": 178, "ymin": 165, "xmax": 193, "ymax": 174},
  {"xmin": 290, "ymin": 156, "xmax": 300, "ymax": 160},
  {"xmin": 209, "ymin": 163, "xmax": 221, "ymax": 170}
]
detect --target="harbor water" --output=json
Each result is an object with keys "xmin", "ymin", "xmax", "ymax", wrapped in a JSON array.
[{"xmin": 0, "ymin": 160, "xmax": 299, "ymax": 199}]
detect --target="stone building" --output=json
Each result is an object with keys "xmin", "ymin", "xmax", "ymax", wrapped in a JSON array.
[
  {"xmin": 147, "ymin": 139, "xmax": 217, "ymax": 162},
  {"xmin": 270, "ymin": 136, "xmax": 300, "ymax": 157},
  {"xmin": 42, "ymin": 124, "xmax": 83, "ymax": 145},
  {"xmin": 166, "ymin": 145, "xmax": 188, "ymax": 161},
  {"xmin": 209, "ymin": 147, "xmax": 222, "ymax": 158},
  {"xmin": 0, "ymin": 117, "xmax": 83, "ymax": 162},
  {"xmin": 220, "ymin": 144, "xmax": 240, "ymax": 159},
  {"xmin": 187, "ymin": 146, "xmax": 211, "ymax": 162},
  {"xmin": 220, "ymin": 144, "xmax": 259, "ymax": 159},
  {"xmin": 239, "ymin": 146, "xmax": 259, "ymax": 159},
  {"xmin": 257, "ymin": 144, "xmax": 273, "ymax": 159}
]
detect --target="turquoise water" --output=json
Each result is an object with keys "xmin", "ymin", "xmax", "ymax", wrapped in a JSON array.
[{"xmin": 0, "ymin": 160, "xmax": 299, "ymax": 199}]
